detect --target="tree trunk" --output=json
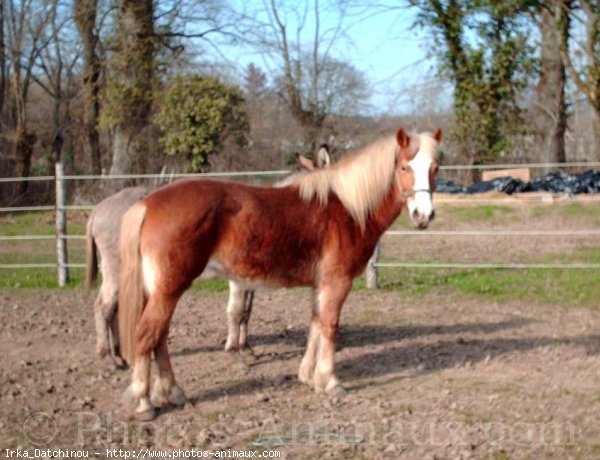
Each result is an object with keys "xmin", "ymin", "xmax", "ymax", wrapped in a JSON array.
[
  {"xmin": 108, "ymin": 0, "xmax": 154, "ymax": 176},
  {"xmin": 14, "ymin": 128, "xmax": 36, "ymax": 198},
  {"xmin": 534, "ymin": 1, "xmax": 568, "ymax": 171},
  {"xmin": 0, "ymin": 0, "xmax": 6, "ymax": 117},
  {"xmin": 74, "ymin": 0, "xmax": 102, "ymax": 175}
]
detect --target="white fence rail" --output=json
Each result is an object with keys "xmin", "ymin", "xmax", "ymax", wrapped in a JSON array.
[{"xmin": 1, "ymin": 161, "xmax": 600, "ymax": 287}]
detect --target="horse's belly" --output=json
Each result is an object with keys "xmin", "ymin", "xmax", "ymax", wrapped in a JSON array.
[{"xmin": 206, "ymin": 257, "xmax": 314, "ymax": 289}]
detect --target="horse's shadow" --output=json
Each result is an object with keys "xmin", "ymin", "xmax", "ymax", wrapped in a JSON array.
[
  {"xmin": 187, "ymin": 331, "xmax": 600, "ymax": 406},
  {"xmin": 173, "ymin": 317, "xmax": 535, "ymax": 358},
  {"xmin": 180, "ymin": 316, "xmax": 600, "ymax": 406}
]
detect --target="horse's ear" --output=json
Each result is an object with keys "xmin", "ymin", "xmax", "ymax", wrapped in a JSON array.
[
  {"xmin": 296, "ymin": 153, "xmax": 315, "ymax": 171},
  {"xmin": 396, "ymin": 128, "xmax": 410, "ymax": 149},
  {"xmin": 316, "ymin": 144, "xmax": 331, "ymax": 168},
  {"xmin": 433, "ymin": 128, "xmax": 442, "ymax": 142}
]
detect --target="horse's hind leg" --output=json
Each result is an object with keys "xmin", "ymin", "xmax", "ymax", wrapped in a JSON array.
[
  {"xmin": 151, "ymin": 330, "xmax": 188, "ymax": 408},
  {"xmin": 238, "ymin": 290, "xmax": 254, "ymax": 350},
  {"xmin": 123, "ymin": 293, "xmax": 180, "ymax": 420},
  {"xmin": 122, "ymin": 351, "xmax": 153, "ymax": 420},
  {"xmin": 224, "ymin": 282, "xmax": 255, "ymax": 371},
  {"xmin": 94, "ymin": 292, "xmax": 110, "ymax": 359},
  {"xmin": 225, "ymin": 281, "xmax": 245, "ymax": 352},
  {"xmin": 107, "ymin": 300, "xmax": 126, "ymax": 369}
]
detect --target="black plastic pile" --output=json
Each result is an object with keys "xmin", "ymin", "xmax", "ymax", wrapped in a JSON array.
[{"xmin": 436, "ymin": 170, "xmax": 600, "ymax": 195}]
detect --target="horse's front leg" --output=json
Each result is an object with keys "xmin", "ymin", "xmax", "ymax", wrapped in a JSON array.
[
  {"xmin": 298, "ymin": 290, "xmax": 320, "ymax": 386},
  {"xmin": 313, "ymin": 280, "xmax": 352, "ymax": 396}
]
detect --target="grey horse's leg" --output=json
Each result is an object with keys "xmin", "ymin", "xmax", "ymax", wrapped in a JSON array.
[
  {"xmin": 107, "ymin": 299, "xmax": 126, "ymax": 369},
  {"xmin": 94, "ymin": 293, "xmax": 111, "ymax": 359}
]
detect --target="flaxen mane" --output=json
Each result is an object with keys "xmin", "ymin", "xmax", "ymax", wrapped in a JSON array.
[{"xmin": 292, "ymin": 135, "xmax": 398, "ymax": 230}]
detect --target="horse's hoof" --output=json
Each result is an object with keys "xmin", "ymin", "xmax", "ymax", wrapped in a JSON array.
[
  {"xmin": 224, "ymin": 340, "xmax": 237, "ymax": 353},
  {"xmin": 111, "ymin": 356, "xmax": 128, "ymax": 370},
  {"xmin": 327, "ymin": 384, "xmax": 347, "ymax": 398},
  {"xmin": 97, "ymin": 346, "xmax": 108, "ymax": 359},
  {"xmin": 134, "ymin": 407, "xmax": 158, "ymax": 422},
  {"xmin": 298, "ymin": 375, "xmax": 313, "ymax": 388},
  {"xmin": 168, "ymin": 386, "xmax": 189, "ymax": 407}
]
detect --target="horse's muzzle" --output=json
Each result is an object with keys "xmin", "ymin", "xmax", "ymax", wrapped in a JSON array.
[{"xmin": 411, "ymin": 209, "xmax": 435, "ymax": 230}]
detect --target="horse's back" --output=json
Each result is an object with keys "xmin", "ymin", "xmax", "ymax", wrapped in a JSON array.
[
  {"xmin": 139, "ymin": 179, "xmax": 329, "ymax": 289},
  {"xmin": 92, "ymin": 186, "xmax": 149, "ymax": 241}
]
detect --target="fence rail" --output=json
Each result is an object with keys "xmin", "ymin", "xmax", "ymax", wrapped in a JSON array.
[{"xmin": 2, "ymin": 162, "xmax": 600, "ymax": 287}]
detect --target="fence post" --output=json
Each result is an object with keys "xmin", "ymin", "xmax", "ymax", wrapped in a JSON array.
[
  {"xmin": 365, "ymin": 243, "xmax": 380, "ymax": 289},
  {"xmin": 55, "ymin": 162, "xmax": 69, "ymax": 286}
]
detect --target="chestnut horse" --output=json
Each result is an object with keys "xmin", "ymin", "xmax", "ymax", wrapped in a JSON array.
[
  {"xmin": 87, "ymin": 148, "xmax": 331, "ymax": 367},
  {"xmin": 118, "ymin": 128, "xmax": 441, "ymax": 420}
]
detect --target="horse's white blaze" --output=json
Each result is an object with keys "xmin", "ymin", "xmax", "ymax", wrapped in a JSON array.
[
  {"xmin": 142, "ymin": 256, "xmax": 157, "ymax": 295},
  {"xmin": 407, "ymin": 152, "xmax": 433, "ymax": 219}
]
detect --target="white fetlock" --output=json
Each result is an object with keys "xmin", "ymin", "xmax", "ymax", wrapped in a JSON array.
[
  {"xmin": 150, "ymin": 383, "xmax": 169, "ymax": 408},
  {"xmin": 298, "ymin": 367, "xmax": 314, "ymax": 387},
  {"xmin": 134, "ymin": 397, "xmax": 157, "ymax": 421},
  {"xmin": 122, "ymin": 384, "xmax": 139, "ymax": 407},
  {"xmin": 224, "ymin": 339, "xmax": 238, "ymax": 352},
  {"xmin": 97, "ymin": 343, "xmax": 109, "ymax": 358},
  {"xmin": 325, "ymin": 377, "xmax": 346, "ymax": 397}
]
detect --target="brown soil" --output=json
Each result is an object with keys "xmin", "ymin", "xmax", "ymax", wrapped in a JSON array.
[{"xmin": 1, "ymin": 287, "xmax": 600, "ymax": 459}]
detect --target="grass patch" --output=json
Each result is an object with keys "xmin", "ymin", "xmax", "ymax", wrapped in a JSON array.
[
  {"xmin": 0, "ymin": 267, "xmax": 85, "ymax": 289},
  {"xmin": 484, "ymin": 451, "xmax": 510, "ymax": 460},
  {"xmin": 378, "ymin": 259, "xmax": 600, "ymax": 308},
  {"xmin": 444, "ymin": 205, "xmax": 514, "ymax": 223},
  {"xmin": 190, "ymin": 278, "xmax": 229, "ymax": 292},
  {"xmin": 531, "ymin": 201, "xmax": 600, "ymax": 221},
  {"xmin": 0, "ymin": 212, "xmax": 56, "ymax": 236},
  {"xmin": 0, "ymin": 212, "xmax": 86, "ymax": 288}
]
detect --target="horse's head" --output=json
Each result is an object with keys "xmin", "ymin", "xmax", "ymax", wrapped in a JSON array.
[
  {"xmin": 395, "ymin": 128, "xmax": 442, "ymax": 230},
  {"xmin": 295, "ymin": 144, "xmax": 331, "ymax": 171}
]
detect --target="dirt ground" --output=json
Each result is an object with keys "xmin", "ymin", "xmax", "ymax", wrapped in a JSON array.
[
  {"xmin": 1, "ymin": 285, "xmax": 600, "ymax": 459},
  {"xmin": 2, "ymin": 197, "xmax": 600, "ymax": 459}
]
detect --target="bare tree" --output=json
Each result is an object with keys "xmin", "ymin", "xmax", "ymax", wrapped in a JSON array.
[
  {"xmin": 558, "ymin": 0, "xmax": 600, "ymax": 159},
  {"xmin": 0, "ymin": 0, "xmax": 6, "ymax": 118},
  {"xmin": 533, "ymin": 0, "xmax": 570, "ymax": 169},
  {"xmin": 105, "ymin": 0, "xmax": 154, "ymax": 175},
  {"xmin": 75, "ymin": 0, "xmax": 102, "ymax": 174},
  {"xmin": 234, "ymin": 0, "xmax": 369, "ymax": 148},
  {"xmin": 4, "ymin": 0, "xmax": 53, "ymax": 197},
  {"xmin": 32, "ymin": 0, "xmax": 81, "ymax": 172}
]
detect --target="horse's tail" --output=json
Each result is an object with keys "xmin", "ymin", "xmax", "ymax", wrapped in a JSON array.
[
  {"xmin": 85, "ymin": 213, "xmax": 98, "ymax": 290},
  {"xmin": 118, "ymin": 201, "xmax": 147, "ymax": 366}
]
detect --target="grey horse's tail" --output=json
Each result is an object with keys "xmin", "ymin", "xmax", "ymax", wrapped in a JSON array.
[{"xmin": 85, "ymin": 213, "xmax": 98, "ymax": 290}]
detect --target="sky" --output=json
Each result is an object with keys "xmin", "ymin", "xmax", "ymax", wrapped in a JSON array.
[{"xmin": 207, "ymin": 1, "xmax": 449, "ymax": 116}]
